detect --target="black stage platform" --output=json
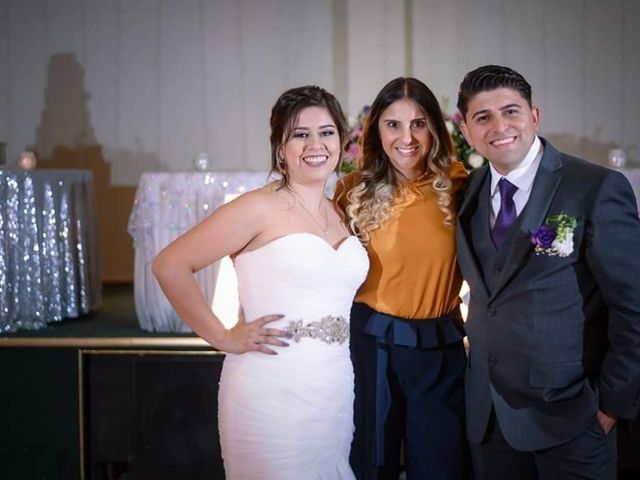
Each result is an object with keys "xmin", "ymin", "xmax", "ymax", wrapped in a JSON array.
[
  {"xmin": 1, "ymin": 285, "xmax": 639, "ymax": 480},
  {"xmin": 0, "ymin": 284, "xmax": 224, "ymax": 480}
]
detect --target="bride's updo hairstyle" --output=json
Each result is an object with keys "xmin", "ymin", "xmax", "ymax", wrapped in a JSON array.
[
  {"xmin": 269, "ymin": 85, "xmax": 349, "ymax": 189},
  {"xmin": 345, "ymin": 77, "xmax": 456, "ymax": 243}
]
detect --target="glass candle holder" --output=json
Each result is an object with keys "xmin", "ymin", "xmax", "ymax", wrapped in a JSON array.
[
  {"xmin": 193, "ymin": 152, "xmax": 211, "ymax": 171},
  {"xmin": 18, "ymin": 150, "xmax": 37, "ymax": 170},
  {"xmin": 608, "ymin": 148, "xmax": 627, "ymax": 168}
]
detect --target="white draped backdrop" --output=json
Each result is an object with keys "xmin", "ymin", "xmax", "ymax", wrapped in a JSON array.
[{"xmin": 1, "ymin": 0, "xmax": 639, "ymax": 185}]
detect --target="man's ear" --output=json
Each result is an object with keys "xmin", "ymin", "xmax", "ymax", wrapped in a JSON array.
[{"xmin": 531, "ymin": 106, "xmax": 541, "ymax": 132}]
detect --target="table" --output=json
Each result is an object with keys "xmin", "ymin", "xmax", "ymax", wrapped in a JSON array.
[
  {"xmin": 0, "ymin": 169, "xmax": 101, "ymax": 332},
  {"xmin": 128, "ymin": 171, "xmax": 270, "ymax": 332}
]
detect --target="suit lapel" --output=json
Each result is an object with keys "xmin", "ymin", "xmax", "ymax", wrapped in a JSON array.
[
  {"xmin": 490, "ymin": 142, "xmax": 564, "ymax": 299},
  {"xmin": 457, "ymin": 166, "xmax": 491, "ymax": 300}
]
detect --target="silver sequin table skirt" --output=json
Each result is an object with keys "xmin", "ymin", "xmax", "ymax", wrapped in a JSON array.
[{"xmin": 0, "ymin": 169, "xmax": 101, "ymax": 332}]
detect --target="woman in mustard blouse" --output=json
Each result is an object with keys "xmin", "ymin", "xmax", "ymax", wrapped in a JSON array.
[{"xmin": 335, "ymin": 77, "xmax": 469, "ymax": 479}]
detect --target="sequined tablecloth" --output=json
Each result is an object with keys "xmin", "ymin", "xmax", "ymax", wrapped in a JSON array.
[
  {"xmin": 128, "ymin": 171, "xmax": 270, "ymax": 332},
  {"xmin": 0, "ymin": 169, "xmax": 101, "ymax": 332}
]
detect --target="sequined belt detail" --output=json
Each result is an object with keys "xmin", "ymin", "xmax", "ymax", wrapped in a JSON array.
[{"xmin": 283, "ymin": 315, "xmax": 349, "ymax": 345}]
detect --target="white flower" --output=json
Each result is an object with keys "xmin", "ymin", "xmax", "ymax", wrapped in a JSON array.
[
  {"xmin": 552, "ymin": 235, "xmax": 573, "ymax": 257},
  {"xmin": 468, "ymin": 153, "xmax": 484, "ymax": 169},
  {"xmin": 445, "ymin": 120, "xmax": 454, "ymax": 134}
]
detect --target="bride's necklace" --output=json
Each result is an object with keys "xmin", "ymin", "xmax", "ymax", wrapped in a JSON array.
[{"xmin": 289, "ymin": 189, "xmax": 329, "ymax": 236}]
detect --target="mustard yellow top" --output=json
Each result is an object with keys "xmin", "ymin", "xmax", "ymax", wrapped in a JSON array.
[{"xmin": 335, "ymin": 161, "xmax": 468, "ymax": 319}]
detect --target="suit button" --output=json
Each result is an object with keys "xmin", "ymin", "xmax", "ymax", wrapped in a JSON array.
[
  {"xmin": 488, "ymin": 355, "xmax": 497, "ymax": 366},
  {"xmin": 493, "ymin": 263, "xmax": 503, "ymax": 273},
  {"xmin": 488, "ymin": 307, "xmax": 496, "ymax": 316}
]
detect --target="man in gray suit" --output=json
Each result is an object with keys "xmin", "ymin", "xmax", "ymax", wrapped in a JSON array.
[{"xmin": 455, "ymin": 64, "xmax": 640, "ymax": 479}]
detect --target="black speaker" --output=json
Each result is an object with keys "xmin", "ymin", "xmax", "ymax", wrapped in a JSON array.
[
  {"xmin": 618, "ymin": 417, "xmax": 640, "ymax": 479},
  {"xmin": 0, "ymin": 348, "xmax": 80, "ymax": 480},
  {"xmin": 0, "ymin": 447, "xmax": 58, "ymax": 480},
  {"xmin": 84, "ymin": 352, "xmax": 225, "ymax": 480}
]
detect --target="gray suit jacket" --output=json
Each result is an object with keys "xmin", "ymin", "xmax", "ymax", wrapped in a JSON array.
[{"xmin": 456, "ymin": 138, "xmax": 640, "ymax": 451}]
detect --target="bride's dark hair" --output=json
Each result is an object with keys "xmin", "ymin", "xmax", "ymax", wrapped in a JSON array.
[{"xmin": 269, "ymin": 85, "xmax": 349, "ymax": 189}]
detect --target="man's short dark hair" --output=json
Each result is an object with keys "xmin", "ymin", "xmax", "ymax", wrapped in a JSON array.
[{"xmin": 457, "ymin": 65, "xmax": 532, "ymax": 118}]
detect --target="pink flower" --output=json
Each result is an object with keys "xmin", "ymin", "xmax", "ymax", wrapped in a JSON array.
[{"xmin": 346, "ymin": 143, "xmax": 360, "ymax": 160}]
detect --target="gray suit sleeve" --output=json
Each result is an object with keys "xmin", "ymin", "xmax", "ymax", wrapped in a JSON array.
[{"xmin": 587, "ymin": 170, "xmax": 640, "ymax": 419}]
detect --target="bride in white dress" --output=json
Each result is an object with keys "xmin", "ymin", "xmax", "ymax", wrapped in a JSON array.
[{"xmin": 153, "ymin": 85, "xmax": 368, "ymax": 479}]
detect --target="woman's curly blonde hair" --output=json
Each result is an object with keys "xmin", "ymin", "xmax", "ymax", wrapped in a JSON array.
[{"xmin": 342, "ymin": 77, "xmax": 456, "ymax": 244}]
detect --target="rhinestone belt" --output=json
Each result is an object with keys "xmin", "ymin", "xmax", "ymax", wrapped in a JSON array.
[{"xmin": 282, "ymin": 315, "xmax": 349, "ymax": 345}]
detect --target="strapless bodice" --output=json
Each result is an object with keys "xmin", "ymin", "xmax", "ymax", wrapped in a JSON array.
[{"xmin": 233, "ymin": 232, "xmax": 368, "ymax": 326}]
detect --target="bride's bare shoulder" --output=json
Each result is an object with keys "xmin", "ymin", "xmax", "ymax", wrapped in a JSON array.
[{"xmin": 231, "ymin": 182, "xmax": 291, "ymax": 215}]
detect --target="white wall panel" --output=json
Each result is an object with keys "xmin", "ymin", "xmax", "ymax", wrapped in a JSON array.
[
  {"xmin": 411, "ymin": 0, "xmax": 457, "ymax": 112},
  {"xmin": 503, "ymin": 0, "xmax": 546, "ymax": 111},
  {"xmin": 202, "ymin": 0, "xmax": 245, "ymax": 170},
  {"xmin": 37, "ymin": 0, "xmax": 95, "ymax": 160},
  {"xmin": 43, "ymin": 0, "xmax": 84, "ymax": 60},
  {"xmin": 584, "ymin": 0, "xmax": 624, "ymax": 157},
  {"xmin": 0, "ymin": 1, "xmax": 10, "ymax": 148},
  {"xmin": 111, "ymin": 0, "xmax": 162, "ymax": 183},
  {"xmin": 83, "ymin": 0, "xmax": 119, "ymax": 157},
  {"xmin": 6, "ymin": 0, "xmax": 47, "ymax": 162},
  {"xmin": 240, "ymin": 0, "xmax": 301, "ymax": 169},
  {"xmin": 157, "ymin": 0, "xmax": 205, "ymax": 174},
  {"xmin": 455, "ymin": 0, "xmax": 505, "ymax": 72},
  {"xmin": 275, "ymin": 0, "xmax": 333, "ymax": 89},
  {"xmin": 541, "ymin": 0, "xmax": 585, "ymax": 146},
  {"xmin": 0, "ymin": 0, "xmax": 638, "ymax": 183},
  {"xmin": 346, "ymin": 0, "xmax": 406, "ymax": 115},
  {"xmin": 622, "ymin": 0, "xmax": 640, "ymax": 162},
  {"xmin": 235, "ymin": 0, "xmax": 333, "ymax": 171}
]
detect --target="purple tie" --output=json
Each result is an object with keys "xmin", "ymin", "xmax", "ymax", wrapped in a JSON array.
[{"xmin": 492, "ymin": 178, "xmax": 518, "ymax": 247}]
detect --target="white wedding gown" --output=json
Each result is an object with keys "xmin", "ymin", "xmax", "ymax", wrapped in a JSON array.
[{"xmin": 218, "ymin": 232, "xmax": 369, "ymax": 479}]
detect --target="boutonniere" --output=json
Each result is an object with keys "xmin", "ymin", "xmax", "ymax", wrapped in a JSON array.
[{"xmin": 530, "ymin": 212, "xmax": 577, "ymax": 257}]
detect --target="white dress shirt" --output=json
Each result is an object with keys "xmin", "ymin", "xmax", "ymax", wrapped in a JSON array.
[{"xmin": 490, "ymin": 136, "xmax": 543, "ymax": 227}]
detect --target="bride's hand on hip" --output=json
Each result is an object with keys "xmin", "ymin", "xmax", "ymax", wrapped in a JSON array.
[{"xmin": 220, "ymin": 313, "xmax": 291, "ymax": 354}]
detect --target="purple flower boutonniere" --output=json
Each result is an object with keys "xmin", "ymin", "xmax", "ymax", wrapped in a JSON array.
[{"xmin": 530, "ymin": 212, "xmax": 577, "ymax": 257}]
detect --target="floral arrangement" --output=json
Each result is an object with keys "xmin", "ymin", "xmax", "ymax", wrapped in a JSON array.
[
  {"xmin": 341, "ymin": 105, "xmax": 370, "ymax": 174},
  {"xmin": 530, "ymin": 212, "xmax": 577, "ymax": 257},
  {"xmin": 445, "ymin": 111, "xmax": 485, "ymax": 171}
]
